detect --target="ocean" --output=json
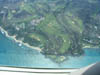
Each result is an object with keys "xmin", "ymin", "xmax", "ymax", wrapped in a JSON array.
[{"xmin": 0, "ymin": 31, "xmax": 100, "ymax": 68}]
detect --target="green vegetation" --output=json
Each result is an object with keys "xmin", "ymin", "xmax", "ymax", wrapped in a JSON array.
[{"xmin": 0, "ymin": 0, "xmax": 100, "ymax": 63}]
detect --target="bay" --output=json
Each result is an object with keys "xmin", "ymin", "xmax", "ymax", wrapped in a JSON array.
[{"xmin": 0, "ymin": 32, "xmax": 100, "ymax": 68}]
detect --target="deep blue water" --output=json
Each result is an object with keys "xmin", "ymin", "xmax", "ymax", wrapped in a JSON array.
[{"xmin": 0, "ymin": 31, "xmax": 100, "ymax": 68}]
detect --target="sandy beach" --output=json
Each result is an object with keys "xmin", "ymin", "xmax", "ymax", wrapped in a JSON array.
[
  {"xmin": 83, "ymin": 45, "xmax": 99, "ymax": 49},
  {"xmin": 0, "ymin": 26, "xmax": 42, "ymax": 52}
]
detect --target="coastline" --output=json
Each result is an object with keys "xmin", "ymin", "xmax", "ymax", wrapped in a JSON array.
[
  {"xmin": 0, "ymin": 26, "xmax": 42, "ymax": 52},
  {"xmin": 0, "ymin": 26, "xmax": 99, "ymax": 52},
  {"xmin": 83, "ymin": 45, "xmax": 99, "ymax": 49}
]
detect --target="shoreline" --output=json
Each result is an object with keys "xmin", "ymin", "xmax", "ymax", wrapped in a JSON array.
[
  {"xmin": 83, "ymin": 45, "xmax": 99, "ymax": 49},
  {"xmin": 0, "ymin": 26, "xmax": 42, "ymax": 52},
  {"xmin": 0, "ymin": 26, "xmax": 99, "ymax": 52}
]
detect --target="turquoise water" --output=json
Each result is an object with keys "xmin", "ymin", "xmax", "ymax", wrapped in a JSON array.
[{"xmin": 0, "ymin": 32, "xmax": 100, "ymax": 68}]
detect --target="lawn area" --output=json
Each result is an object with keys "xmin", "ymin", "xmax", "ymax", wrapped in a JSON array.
[
  {"xmin": 64, "ymin": 12, "xmax": 84, "ymax": 34},
  {"xmin": 37, "ymin": 13, "xmax": 70, "ymax": 54},
  {"xmin": 58, "ymin": 34, "xmax": 70, "ymax": 54}
]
